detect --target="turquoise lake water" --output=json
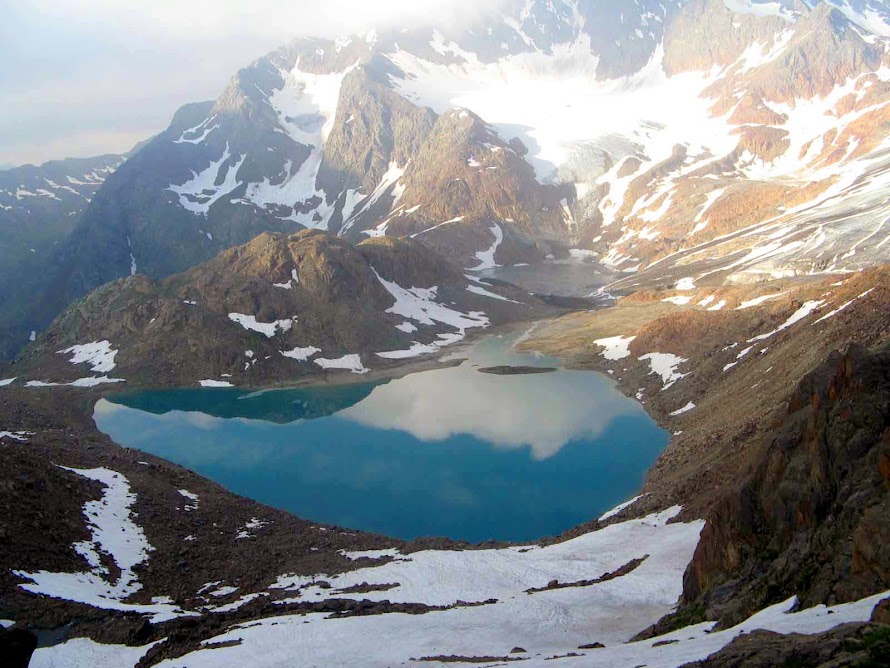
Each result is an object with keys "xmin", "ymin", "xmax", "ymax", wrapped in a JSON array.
[{"xmin": 95, "ymin": 333, "xmax": 668, "ymax": 542}]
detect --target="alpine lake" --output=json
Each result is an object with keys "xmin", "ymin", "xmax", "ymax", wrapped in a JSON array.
[{"xmin": 96, "ymin": 329, "xmax": 667, "ymax": 543}]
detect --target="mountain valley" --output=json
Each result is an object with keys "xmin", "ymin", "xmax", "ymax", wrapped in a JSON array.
[{"xmin": 2, "ymin": 0, "xmax": 890, "ymax": 666}]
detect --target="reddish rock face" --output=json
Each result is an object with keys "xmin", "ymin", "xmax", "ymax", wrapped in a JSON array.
[{"xmin": 680, "ymin": 344, "xmax": 890, "ymax": 627}]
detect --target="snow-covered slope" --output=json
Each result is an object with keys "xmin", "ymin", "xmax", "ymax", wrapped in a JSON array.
[{"xmin": 23, "ymin": 499, "xmax": 890, "ymax": 667}]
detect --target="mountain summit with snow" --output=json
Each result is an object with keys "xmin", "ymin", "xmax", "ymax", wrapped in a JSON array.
[{"xmin": 4, "ymin": 0, "xmax": 889, "ymax": 359}]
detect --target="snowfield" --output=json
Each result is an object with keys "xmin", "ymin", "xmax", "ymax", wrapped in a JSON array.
[{"xmin": 29, "ymin": 501, "xmax": 890, "ymax": 668}]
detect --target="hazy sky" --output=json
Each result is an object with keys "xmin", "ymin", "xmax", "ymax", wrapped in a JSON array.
[{"xmin": 1, "ymin": 0, "xmax": 505, "ymax": 167}]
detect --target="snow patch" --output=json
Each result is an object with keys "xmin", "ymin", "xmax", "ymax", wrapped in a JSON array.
[
  {"xmin": 669, "ymin": 402, "xmax": 696, "ymax": 416},
  {"xmin": 469, "ymin": 222, "xmax": 503, "ymax": 270},
  {"xmin": 236, "ymin": 517, "xmax": 270, "ymax": 539},
  {"xmin": 228, "ymin": 313, "xmax": 295, "ymax": 338},
  {"xmin": 281, "ymin": 346, "xmax": 321, "ymax": 362},
  {"xmin": 374, "ymin": 269, "xmax": 489, "ymax": 332},
  {"xmin": 736, "ymin": 292, "xmax": 787, "ymax": 309},
  {"xmin": 314, "ymin": 354, "xmax": 369, "ymax": 375},
  {"xmin": 178, "ymin": 490, "xmax": 199, "ymax": 511},
  {"xmin": 168, "ymin": 142, "xmax": 246, "ymax": 216},
  {"xmin": 639, "ymin": 353, "xmax": 688, "ymax": 390},
  {"xmin": 814, "ymin": 288, "xmax": 875, "ymax": 324},
  {"xmin": 199, "ymin": 380, "xmax": 234, "ymax": 388},
  {"xmin": 466, "ymin": 284, "xmax": 520, "ymax": 303},
  {"xmin": 0, "ymin": 431, "xmax": 32, "ymax": 442},
  {"xmin": 58, "ymin": 341, "xmax": 118, "ymax": 373},
  {"xmin": 594, "ymin": 336, "xmax": 635, "ymax": 361},
  {"xmin": 661, "ymin": 295, "xmax": 693, "ymax": 306},
  {"xmin": 598, "ymin": 495, "xmax": 645, "ymax": 522},
  {"xmin": 26, "ymin": 377, "xmax": 126, "ymax": 388},
  {"xmin": 749, "ymin": 300, "xmax": 826, "ymax": 342},
  {"xmin": 14, "ymin": 467, "xmax": 190, "ymax": 623}
]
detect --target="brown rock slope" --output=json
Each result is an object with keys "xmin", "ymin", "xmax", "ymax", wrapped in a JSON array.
[
  {"xmin": 524, "ymin": 268, "xmax": 890, "ymax": 520},
  {"xmin": 373, "ymin": 109, "xmax": 573, "ymax": 267},
  {"xmin": 7, "ymin": 230, "xmax": 551, "ymax": 388}
]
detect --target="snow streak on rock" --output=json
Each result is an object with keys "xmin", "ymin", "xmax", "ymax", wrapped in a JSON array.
[
  {"xmin": 14, "ymin": 467, "xmax": 192, "ymax": 623},
  {"xmin": 168, "ymin": 143, "xmax": 247, "ymax": 216},
  {"xmin": 469, "ymin": 222, "xmax": 504, "ymax": 271},
  {"xmin": 373, "ymin": 268, "xmax": 490, "ymax": 358}
]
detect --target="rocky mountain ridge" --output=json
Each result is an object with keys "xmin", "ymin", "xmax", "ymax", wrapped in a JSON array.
[
  {"xmin": 6, "ymin": 0, "xmax": 890, "ymax": 360},
  {"xmin": 0, "ymin": 154, "xmax": 127, "ymax": 358},
  {"xmin": 6, "ymin": 230, "xmax": 550, "ymax": 388}
]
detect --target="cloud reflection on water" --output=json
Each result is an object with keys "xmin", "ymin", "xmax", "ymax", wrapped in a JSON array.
[{"xmin": 339, "ymin": 364, "xmax": 640, "ymax": 460}]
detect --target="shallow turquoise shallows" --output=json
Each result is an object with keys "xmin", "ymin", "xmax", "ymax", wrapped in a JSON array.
[{"xmin": 95, "ymin": 332, "xmax": 668, "ymax": 543}]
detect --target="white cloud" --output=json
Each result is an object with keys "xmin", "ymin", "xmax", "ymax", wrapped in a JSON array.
[
  {"xmin": 0, "ymin": 0, "xmax": 508, "ymax": 165},
  {"xmin": 28, "ymin": 0, "xmax": 509, "ymax": 40}
]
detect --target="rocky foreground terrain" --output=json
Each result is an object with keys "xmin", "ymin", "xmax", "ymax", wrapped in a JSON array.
[{"xmin": 0, "ymin": 262, "xmax": 887, "ymax": 666}]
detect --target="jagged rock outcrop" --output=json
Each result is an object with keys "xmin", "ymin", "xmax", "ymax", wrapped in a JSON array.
[
  {"xmin": 681, "ymin": 622, "xmax": 890, "ymax": 667},
  {"xmin": 681, "ymin": 343, "xmax": 890, "ymax": 626},
  {"xmin": 376, "ymin": 109, "xmax": 573, "ymax": 266},
  {"xmin": 318, "ymin": 66, "xmax": 437, "ymax": 204}
]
